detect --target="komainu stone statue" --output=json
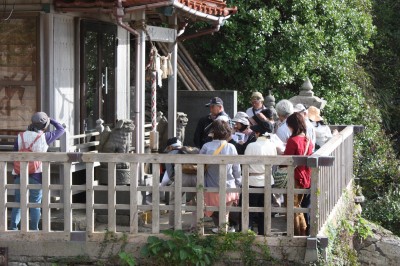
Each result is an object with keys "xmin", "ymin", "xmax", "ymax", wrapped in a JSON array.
[
  {"xmin": 98, "ymin": 119, "xmax": 135, "ymax": 184},
  {"xmin": 156, "ymin": 111, "xmax": 188, "ymax": 152}
]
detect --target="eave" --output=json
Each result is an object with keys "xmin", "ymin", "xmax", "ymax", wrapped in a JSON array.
[{"xmin": 54, "ymin": 0, "xmax": 237, "ymax": 24}]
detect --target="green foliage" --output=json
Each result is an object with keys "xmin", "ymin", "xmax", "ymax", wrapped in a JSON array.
[
  {"xmin": 185, "ymin": 0, "xmax": 375, "ymax": 110},
  {"xmin": 364, "ymin": 0, "xmax": 400, "ymax": 141},
  {"xmin": 184, "ymin": 0, "xmax": 400, "ymax": 238},
  {"xmin": 363, "ymin": 187, "xmax": 400, "ymax": 236},
  {"xmin": 323, "ymin": 204, "xmax": 371, "ymax": 265},
  {"xmin": 139, "ymin": 229, "xmax": 272, "ymax": 265},
  {"xmin": 118, "ymin": 252, "xmax": 137, "ymax": 266},
  {"xmin": 140, "ymin": 229, "xmax": 216, "ymax": 265},
  {"xmin": 355, "ymin": 216, "xmax": 373, "ymax": 240}
]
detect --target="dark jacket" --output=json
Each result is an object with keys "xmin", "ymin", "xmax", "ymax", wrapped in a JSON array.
[
  {"xmin": 229, "ymin": 131, "xmax": 257, "ymax": 155},
  {"xmin": 193, "ymin": 111, "xmax": 230, "ymax": 148}
]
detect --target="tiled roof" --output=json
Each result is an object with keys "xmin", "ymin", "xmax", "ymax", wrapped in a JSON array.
[{"xmin": 54, "ymin": 0, "xmax": 237, "ymax": 17}]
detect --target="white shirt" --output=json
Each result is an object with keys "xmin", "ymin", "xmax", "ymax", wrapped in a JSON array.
[
  {"xmin": 312, "ymin": 121, "xmax": 333, "ymax": 148},
  {"xmin": 244, "ymin": 136, "xmax": 277, "ymax": 186},
  {"xmin": 245, "ymin": 106, "xmax": 266, "ymax": 118},
  {"xmin": 305, "ymin": 119, "xmax": 316, "ymax": 151},
  {"xmin": 276, "ymin": 120, "xmax": 291, "ymax": 144}
]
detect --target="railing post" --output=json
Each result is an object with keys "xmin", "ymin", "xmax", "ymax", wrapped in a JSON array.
[
  {"xmin": 173, "ymin": 164, "xmax": 183, "ymax": 230},
  {"xmin": 107, "ymin": 162, "xmax": 116, "ymax": 232},
  {"xmin": 63, "ymin": 162, "xmax": 72, "ymax": 233},
  {"xmin": 304, "ymin": 166, "xmax": 321, "ymax": 262},
  {"xmin": 0, "ymin": 162, "xmax": 6, "ymax": 232},
  {"xmin": 20, "ymin": 163, "xmax": 28, "ymax": 232},
  {"xmin": 309, "ymin": 167, "xmax": 320, "ymax": 237},
  {"xmin": 130, "ymin": 162, "xmax": 139, "ymax": 234},
  {"xmin": 152, "ymin": 164, "xmax": 160, "ymax": 233},
  {"xmin": 86, "ymin": 162, "xmax": 95, "ymax": 234},
  {"xmin": 264, "ymin": 165, "xmax": 272, "ymax": 236},
  {"xmin": 196, "ymin": 164, "xmax": 205, "ymax": 235},
  {"xmin": 218, "ymin": 164, "xmax": 227, "ymax": 231},
  {"xmin": 241, "ymin": 165, "xmax": 249, "ymax": 232},
  {"xmin": 41, "ymin": 162, "xmax": 51, "ymax": 233},
  {"xmin": 59, "ymin": 128, "xmax": 69, "ymax": 152},
  {"xmin": 286, "ymin": 166, "xmax": 295, "ymax": 237}
]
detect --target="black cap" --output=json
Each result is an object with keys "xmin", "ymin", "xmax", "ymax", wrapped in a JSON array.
[
  {"xmin": 166, "ymin": 137, "xmax": 179, "ymax": 146},
  {"xmin": 205, "ymin": 97, "xmax": 223, "ymax": 107},
  {"xmin": 260, "ymin": 108, "xmax": 274, "ymax": 120},
  {"xmin": 250, "ymin": 121, "xmax": 273, "ymax": 135}
]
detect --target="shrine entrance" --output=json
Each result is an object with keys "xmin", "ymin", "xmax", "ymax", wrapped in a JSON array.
[{"xmin": 80, "ymin": 20, "xmax": 117, "ymax": 132}]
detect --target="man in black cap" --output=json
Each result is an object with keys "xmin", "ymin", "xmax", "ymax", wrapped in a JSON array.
[
  {"xmin": 193, "ymin": 97, "xmax": 230, "ymax": 148},
  {"xmin": 10, "ymin": 112, "xmax": 65, "ymax": 231}
]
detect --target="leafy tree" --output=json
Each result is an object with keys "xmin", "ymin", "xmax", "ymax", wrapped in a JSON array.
[
  {"xmin": 182, "ymin": 0, "xmax": 400, "ymax": 234},
  {"xmin": 364, "ymin": 0, "xmax": 400, "ymax": 151},
  {"xmin": 185, "ymin": 0, "xmax": 375, "ymax": 110}
]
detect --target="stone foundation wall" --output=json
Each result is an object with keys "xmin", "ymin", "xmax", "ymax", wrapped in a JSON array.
[{"xmin": 354, "ymin": 223, "xmax": 400, "ymax": 266}]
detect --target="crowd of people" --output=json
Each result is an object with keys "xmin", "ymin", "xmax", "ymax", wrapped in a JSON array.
[
  {"xmin": 163, "ymin": 93, "xmax": 336, "ymax": 236},
  {"xmin": 11, "ymin": 97, "xmax": 332, "ymax": 234}
]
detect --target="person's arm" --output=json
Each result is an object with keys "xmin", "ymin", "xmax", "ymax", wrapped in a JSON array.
[
  {"xmin": 271, "ymin": 134, "xmax": 285, "ymax": 154},
  {"xmin": 229, "ymin": 138, "xmax": 245, "ymax": 155},
  {"xmin": 13, "ymin": 136, "xmax": 19, "ymax": 151},
  {"xmin": 230, "ymin": 147, "xmax": 242, "ymax": 187},
  {"xmin": 45, "ymin": 118, "xmax": 65, "ymax": 145}
]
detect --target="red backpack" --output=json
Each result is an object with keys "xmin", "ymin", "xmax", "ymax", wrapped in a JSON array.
[{"xmin": 13, "ymin": 132, "xmax": 44, "ymax": 175}]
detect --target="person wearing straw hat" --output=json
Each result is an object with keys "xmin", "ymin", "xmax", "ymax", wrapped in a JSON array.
[
  {"xmin": 246, "ymin": 92, "xmax": 267, "ymax": 120},
  {"xmin": 307, "ymin": 106, "xmax": 334, "ymax": 150}
]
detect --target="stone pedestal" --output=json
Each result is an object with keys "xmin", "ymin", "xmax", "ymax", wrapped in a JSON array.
[{"xmin": 97, "ymin": 167, "xmax": 131, "ymax": 185}]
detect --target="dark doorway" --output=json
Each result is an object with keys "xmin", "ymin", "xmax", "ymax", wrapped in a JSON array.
[{"xmin": 80, "ymin": 20, "xmax": 117, "ymax": 132}]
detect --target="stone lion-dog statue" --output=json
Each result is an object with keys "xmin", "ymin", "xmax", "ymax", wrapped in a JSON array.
[{"xmin": 98, "ymin": 119, "xmax": 135, "ymax": 169}]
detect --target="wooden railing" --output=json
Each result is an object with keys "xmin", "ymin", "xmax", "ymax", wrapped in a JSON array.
[
  {"xmin": 0, "ymin": 131, "xmax": 100, "ymax": 153},
  {"xmin": 0, "ymin": 122, "xmax": 154, "ymax": 153},
  {"xmin": 0, "ymin": 126, "xmax": 356, "ymax": 258}
]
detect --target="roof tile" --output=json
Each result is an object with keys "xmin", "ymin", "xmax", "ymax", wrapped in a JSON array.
[{"xmin": 54, "ymin": 0, "xmax": 237, "ymax": 17}]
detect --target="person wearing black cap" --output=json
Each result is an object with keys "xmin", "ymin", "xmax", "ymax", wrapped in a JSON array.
[
  {"xmin": 193, "ymin": 97, "xmax": 231, "ymax": 148},
  {"xmin": 244, "ymin": 121, "xmax": 277, "ymax": 235},
  {"xmin": 10, "ymin": 112, "xmax": 65, "ymax": 231}
]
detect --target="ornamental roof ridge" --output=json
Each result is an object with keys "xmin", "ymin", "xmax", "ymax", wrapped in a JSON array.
[{"xmin": 54, "ymin": 0, "xmax": 237, "ymax": 17}]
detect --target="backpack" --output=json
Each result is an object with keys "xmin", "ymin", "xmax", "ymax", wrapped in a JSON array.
[
  {"xmin": 13, "ymin": 132, "xmax": 44, "ymax": 175},
  {"xmin": 179, "ymin": 146, "xmax": 200, "ymax": 175}
]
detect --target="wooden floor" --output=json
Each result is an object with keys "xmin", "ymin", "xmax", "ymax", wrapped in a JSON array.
[{"xmin": 37, "ymin": 207, "xmax": 288, "ymax": 235}]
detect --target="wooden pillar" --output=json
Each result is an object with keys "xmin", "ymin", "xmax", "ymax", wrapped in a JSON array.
[{"xmin": 168, "ymin": 15, "xmax": 178, "ymax": 139}]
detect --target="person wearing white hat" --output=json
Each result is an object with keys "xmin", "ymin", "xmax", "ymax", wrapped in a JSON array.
[
  {"xmin": 275, "ymin": 99, "xmax": 294, "ymax": 145},
  {"xmin": 231, "ymin": 112, "xmax": 252, "ymax": 143},
  {"xmin": 10, "ymin": 112, "xmax": 65, "ymax": 231}
]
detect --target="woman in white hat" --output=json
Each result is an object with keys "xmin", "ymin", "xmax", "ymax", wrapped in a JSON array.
[{"xmin": 229, "ymin": 112, "xmax": 257, "ymax": 154}]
